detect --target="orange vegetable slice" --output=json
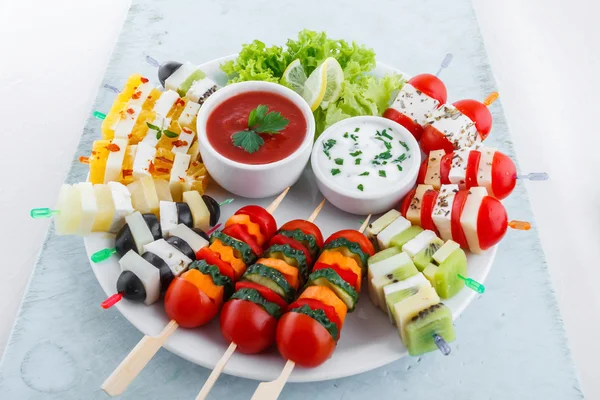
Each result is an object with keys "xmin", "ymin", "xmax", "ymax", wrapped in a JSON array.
[
  {"xmin": 225, "ymin": 214, "xmax": 266, "ymax": 246},
  {"xmin": 209, "ymin": 239, "xmax": 246, "ymax": 280},
  {"xmin": 317, "ymin": 250, "xmax": 362, "ymax": 291},
  {"xmin": 300, "ymin": 285, "xmax": 348, "ymax": 325},
  {"xmin": 182, "ymin": 269, "xmax": 224, "ymax": 307}
]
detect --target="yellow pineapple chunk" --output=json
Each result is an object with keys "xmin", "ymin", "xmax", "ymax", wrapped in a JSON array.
[
  {"xmin": 101, "ymin": 74, "xmax": 146, "ymax": 140},
  {"xmin": 88, "ymin": 140, "xmax": 111, "ymax": 184}
]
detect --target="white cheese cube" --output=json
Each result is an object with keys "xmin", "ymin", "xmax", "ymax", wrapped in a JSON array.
[
  {"xmin": 125, "ymin": 211, "xmax": 155, "ymax": 254},
  {"xmin": 169, "ymin": 224, "xmax": 209, "ymax": 253},
  {"xmin": 182, "ymin": 191, "xmax": 210, "ymax": 231},
  {"xmin": 172, "ymin": 126, "xmax": 194, "ymax": 154},
  {"xmin": 75, "ymin": 182, "xmax": 98, "ymax": 235},
  {"xmin": 389, "ymin": 83, "xmax": 440, "ymax": 126},
  {"xmin": 143, "ymin": 239, "xmax": 192, "ymax": 276},
  {"xmin": 169, "ymin": 152, "xmax": 191, "ymax": 202},
  {"xmin": 187, "ymin": 78, "xmax": 218, "ymax": 104},
  {"xmin": 403, "ymin": 230, "xmax": 438, "ymax": 258},
  {"xmin": 476, "ymin": 147, "xmax": 496, "ymax": 194},
  {"xmin": 165, "ymin": 63, "xmax": 196, "ymax": 92},
  {"xmin": 424, "ymin": 149, "xmax": 445, "ymax": 189},
  {"xmin": 377, "ymin": 216, "xmax": 411, "ymax": 249},
  {"xmin": 127, "ymin": 82, "xmax": 153, "ymax": 107},
  {"xmin": 406, "ymin": 184, "xmax": 432, "ymax": 226},
  {"xmin": 459, "ymin": 186, "xmax": 488, "ymax": 254},
  {"xmin": 178, "ymin": 101, "xmax": 200, "ymax": 129},
  {"xmin": 114, "ymin": 105, "xmax": 142, "ymax": 139},
  {"xmin": 383, "ymin": 273, "xmax": 431, "ymax": 323},
  {"xmin": 153, "ymin": 90, "xmax": 180, "ymax": 117},
  {"xmin": 132, "ymin": 142, "xmax": 156, "ymax": 179},
  {"xmin": 108, "ymin": 182, "xmax": 134, "ymax": 233},
  {"xmin": 449, "ymin": 148, "xmax": 471, "ymax": 187},
  {"xmin": 432, "ymin": 184, "xmax": 458, "ymax": 241},
  {"xmin": 432, "ymin": 240, "xmax": 461, "ymax": 264},
  {"xmin": 119, "ymin": 250, "xmax": 161, "ymax": 305},
  {"xmin": 366, "ymin": 209, "xmax": 401, "ymax": 242},
  {"xmin": 426, "ymin": 104, "xmax": 480, "ymax": 151},
  {"xmin": 103, "ymin": 139, "xmax": 128, "ymax": 184},
  {"xmin": 160, "ymin": 201, "xmax": 178, "ymax": 236}
]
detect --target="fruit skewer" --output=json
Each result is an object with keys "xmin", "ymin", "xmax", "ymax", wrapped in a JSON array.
[
  {"xmin": 101, "ymin": 188, "xmax": 290, "ymax": 397},
  {"xmin": 195, "ymin": 200, "xmax": 326, "ymax": 400}
]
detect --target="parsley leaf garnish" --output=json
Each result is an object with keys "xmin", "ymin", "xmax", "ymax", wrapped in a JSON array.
[
  {"xmin": 343, "ymin": 132, "xmax": 349, "ymax": 138},
  {"xmin": 331, "ymin": 168, "xmax": 341, "ymax": 176},
  {"xmin": 359, "ymin": 171, "xmax": 370, "ymax": 176},
  {"xmin": 379, "ymin": 170, "xmax": 387, "ymax": 177},
  {"xmin": 232, "ymin": 104, "xmax": 289, "ymax": 153},
  {"xmin": 375, "ymin": 151, "xmax": 392, "ymax": 160},
  {"xmin": 399, "ymin": 140, "xmax": 410, "ymax": 151},
  {"xmin": 147, "ymin": 121, "xmax": 179, "ymax": 141},
  {"xmin": 380, "ymin": 130, "xmax": 393, "ymax": 140},
  {"xmin": 392, "ymin": 153, "xmax": 407, "ymax": 163},
  {"xmin": 350, "ymin": 134, "xmax": 358, "ymax": 141},
  {"xmin": 355, "ymin": 158, "xmax": 361, "ymax": 165},
  {"xmin": 357, "ymin": 184, "xmax": 364, "ymax": 191},
  {"xmin": 350, "ymin": 150, "xmax": 362, "ymax": 157},
  {"xmin": 354, "ymin": 127, "xmax": 360, "ymax": 132},
  {"xmin": 375, "ymin": 137, "xmax": 392, "ymax": 150},
  {"xmin": 323, "ymin": 139, "xmax": 337, "ymax": 159},
  {"xmin": 397, "ymin": 164, "xmax": 403, "ymax": 171},
  {"xmin": 334, "ymin": 158, "xmax": 344, "ymax": 165},
  {"xmin": 164, "ymin": 130, "xmax": 178, "ymax": 138}
]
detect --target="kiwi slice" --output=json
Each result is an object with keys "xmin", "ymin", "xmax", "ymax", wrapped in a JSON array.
[
  {"xmin": 390, "ymin": 226, "xmax": 423, "ymax": 250},
  {"xmin": 368, "ymin": 247, "xmax": 401, "ymax": 267},
  {"xmin": 404, "ymin": 303, "xmax": 455, "ymax": 356},
  {"xmin": 414, "ymin": 238, "xmax": 444, "ymax": 272},
  {"xmin": 371, "ymin": 263, "xmax": 419, "ymax": 308},
  {"xmin": 386, "ymin": 288, "xmax": 419, "ymax": 323},
  {"xmin": 423, "ymin": 248, "xmax": 467, "ymax": 299}
]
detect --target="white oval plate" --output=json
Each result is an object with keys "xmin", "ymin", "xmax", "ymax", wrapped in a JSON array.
[{"xmin": 85, "ymin": 55, "xmax": 496, "ymax": 382}]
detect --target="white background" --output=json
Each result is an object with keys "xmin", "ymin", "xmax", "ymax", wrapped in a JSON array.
[{"xmin": 0, "ymin": 0, "xmax": 598, "ymax": 397}]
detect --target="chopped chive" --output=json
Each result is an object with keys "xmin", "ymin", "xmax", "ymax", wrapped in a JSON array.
[
  {"xmin": 375, "ymin": 151, "xmax": 392, "ymax": 160},
  {"xmin": 334, "ymin": 158, "xmax": 344, "ymax": 165},
  {"xmin": 354, "ymin": 127, "xmax": 360, "ymax": 132},
  {"xmin": 397, "ymin": 164, "xmax": 403, "ymax": 171},
  {"xmin": 355, "ymin": 158, "xmax": 361, "ymax": 165},
  {"xmin": 331, "ymin": 168, "xmax": 341, "ymax": 176},
  {"xmin": 392, "ymin": 153, "xmax": 407, "ymax": 163},
  {"xmin": 359, "ymin": 171, "xmax": 370, "ymax": 176},
  {"xmin": 372, "ymin": 160, "xmax": 381, "ymax": 166},
  {"xmin": 399, "ymin": 140, "xmax": 409, "ymax": 151},
  {"xmin": 350, "ymin": 150, "xmax": 362, "ymax": 157},
  {"xmin": 379, "ymin": 170, "xmax": 387, "ymax": 177},
  {"xmin": 381, "ymin": 131, "xmax": 393, "ymax": 140},
  {"xmin": 350, "ymin": 134, "xmax": 358, "ymax": 141},
  {"xmin": 357, "ymin": 184, "xmax": 364, "ymax": 191}
]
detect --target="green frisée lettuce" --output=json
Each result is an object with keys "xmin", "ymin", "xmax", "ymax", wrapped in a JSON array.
[{"xmin": 221, "ymin": 30, "xmax": 405, "ymax": 137}]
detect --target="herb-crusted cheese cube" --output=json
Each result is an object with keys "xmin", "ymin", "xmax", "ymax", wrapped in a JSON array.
[
  {"xmin": 432, "ymin": 184, "xmax": 458, "ymax": 241},
  {"xmin": 459, "ymin": 186, "xmax": 488, "ymax": 254},
  {"xmin": 426, "ymin": 104, "xmax": 480, "ymax": 151},
  {"xmin": 425, "ymin": 150, "xmax": 445, "ymax": 189},
  {"xmin": 406, "ymin": 185, "xmax": 433, "ymax": 226},
  {"xmin": 389, "ymin": 83, "xmax": 440, "ymax": 126}
]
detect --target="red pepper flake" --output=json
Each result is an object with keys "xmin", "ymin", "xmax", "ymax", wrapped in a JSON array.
[
  {"xmin": 155, "ymin": 156, "xmax": 173, "ymax": 164},
  {"xmin": 140, "ymin": 77, "xmax": 149, "ymax": 83},
  {"xmin": 179, "ymin": 177, "xmax": 185, "ymax": 183},
  {"xmin": 176, "ymin": 98, "xmax": 185, "ymax": 107},
  {"xmin": 119, "ymin": 110, "xmax": 127, "ymax": 118},
  {"xmin": 182, "ymin": 127, "xmax": 193, "ymax": 134},
  {"xmin": 132, "ymin": 91, "xmax": 142, "ymax": 100},
  {"xmin": 122, "ymin": 169, "xmax": 133, "ymax": 177},
  {"xmin": 172, "ymin": 140, "xmax": 188, "ymax": 148},
  {"xmin": 126, "ymin": 108, "xmax": 135, "ymax": 115},
  {"xmin": 191, "ymin": 161, "xmax": 199, "ymax": 167},
  {"xmin": 91, "ymin": 151, "xmax": 97, "ymax": 155},
  {"xmin": 105, "ymin": 143, "xmax": 121, "ymax": 152},
  {"xmin": 128, "ymin": 133, "xmax": 132, "ymax": 139},
  {"xmin": 148, "ymin": 162, "xmax": 155, "ymax": 174},
  {"xmin": 157, "ymin": 168, "xmax": 170, "ymax": 174}
]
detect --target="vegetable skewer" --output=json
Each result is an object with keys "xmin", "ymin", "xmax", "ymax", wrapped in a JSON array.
[
  {"xmin": 195, "ymin": 199, "xmax": 326, "ymax": 400},
  {"xmin": 101, "ymin": 188, "xmax": 290, "ymax": 397}
]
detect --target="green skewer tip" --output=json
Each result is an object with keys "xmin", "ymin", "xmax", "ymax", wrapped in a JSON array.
[
  {"xmin": 93, "ymin": 111, "xmax": 106, "ymax": 120},
  {"xmin": 458, "ymin": 274, "xmax": 485, "ymax": 294},
  {"xmin": 30, "ymin": 208, "xmax": 60, "ymax": 219},
  {"xmin": 218, "ymin": 198, "xmax": 234, "ymax": 206},
  {"xmin": 91, "ymin": 248, "xmax": 117, "ymax": 263}
]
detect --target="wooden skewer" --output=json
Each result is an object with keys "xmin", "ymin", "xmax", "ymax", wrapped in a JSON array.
[
  {"xmin": 101, "ymin": 189, "xmax": 292, "ymax": 397},
  {"xmin": 194, "ymin": 198, "xmax": 327, "ymax": 400},
  {"xmin": 249, "ymin": 214, "xmax": 371, "ymax": 400}
]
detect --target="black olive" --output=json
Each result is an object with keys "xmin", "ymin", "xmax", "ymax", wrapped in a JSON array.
[
  {"xmin": 158, "ymin": 61, "xmax": 183, "ymax": 87},
  {"xmin": 142, "ymin": 252, "xmax": 173, "ymax": 293},
  {"xmin": 176, "ymin": 202, "xmax": 193, "ymax": 228},
  {"xmin": 115, "ymin": 224, "xmax": 136, "ymax": 256},
  {"xmin": 142, "ymin": 213, "xmax": 162, "ymax": 240},
  {"xmin": 117, "ymin": 271, "xmax": 146, "ymax": 302},
  {"xmin": 192, "ymin": 228, "xmax": 210, "ymax": 241},
  {"xmin": 166, "ymin": 236, "xmax": 196, "ymax": 261},
  {"xmin": 202, "ymin": 195, "xmax": 220, "ymax": 226}
]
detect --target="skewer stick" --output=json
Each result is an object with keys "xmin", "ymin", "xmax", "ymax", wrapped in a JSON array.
[
  {"xmin": 435, "ymin": 53, "xmax": 453, "ymax": 77},
  {"xmin": 250, "ymin": 214, "xmax": 371, "ymax": 400},
  {"xmin": 194, "ymin": 198, "xmax": 327, "ymax": 400},
  {"xmin": 101, "ymin": 189, "xmax": 292, "ymax": 396}
]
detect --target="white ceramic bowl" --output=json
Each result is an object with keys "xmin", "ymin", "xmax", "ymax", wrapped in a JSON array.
[
  {"xmin": 196, "ymin": 81, "xmax": 315, "ymax": 198},
  {"xmin": 311, "ymin": 116, "xmax": 421, "ymax": 215}
]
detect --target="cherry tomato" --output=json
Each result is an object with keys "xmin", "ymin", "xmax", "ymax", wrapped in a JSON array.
[
  {"xmin": 420, "ymin": 125, "xmax": 454, "ymax": 155},
  {"xmin": 450, "ymin": 190, "xmax": 469, "ymax": 248},
  {"xmin": 164, "ymin": 277, "xmax": 218, "ymax": 328},
  {"xmin": 400, "ymin": 188, "xmax": 416, "ymax": 217},
  {"xmin": 235, "ymin": 281, "xmax": 288, "ymax": 310},
  {"xmin": 312, "ymin": 262, "xmax": 359, "ymax": 291},
  {"xmin": 417, "ymin": 159, "xmax": 428, "ymax": 185},
  {"xmin": 408, "ymin": 73, "xmax": 448, "ymax": 104},
  {"xmin": 269, "ymin": 234, "xmax": 313, "ymax": 266},
  {"xmin": 220, "ymin": 299, "xmax": 277, "ymax": 354},
  {"xmin": 453, "ymin": 99, "xmax": 492, "ymax": 140},
  {"xmin": 222, "ymin": 224, "xmax": 263, "ymax": 257},
  {"xmin": 491, "ymin": 151, "xmax": 517, "ymax": 200},
  {"xmin": 279, "ymin": 220, "xmax": 324, "ymax": 248},
  {"xmin": 195, "ymin": 247, "xmax": 235, "ymax": 281},
  {"xmin": 465, "ymin": 151, "xmax": 482, "ymax": 189},
  {"xmin": 287, "ymin": 298, "xmax": 341, "ymax": 337},
  {"xmin": 236, "ymin": 205, "xmax": 277, "ymax": 240},
  {"xmin": 382, "ymin": 108, "xmax": 423, "ymax": 141},
  {"xmin": 276, "ymin": 312, "xmax": 336, "ymax": 368},
  {"xmin": 420, "ymin": 189, "xmax": 439, "ymax": 235},
  {"xmin": 324, "ymin": 230, "xmax": 375, "ymax": 256},
  {"xmin": 439, "ymin": 153, "xmax": 453, "ymax": 185},
  {"xmin": 477, "ymin": 196, "xmax": 508, "ymax": 250}
]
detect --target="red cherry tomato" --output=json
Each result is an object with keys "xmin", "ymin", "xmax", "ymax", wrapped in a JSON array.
[
  {"xmin": 195, "ymin": 247, "xmax": 235, "ymax": 281},
  {"xmin": 465, "ymin": 151, "xmax": 482, "ymax": 189},
  {"xmin": 324, "ymin": 230, "xmax": 375, "ymax": 256},
  {"xmin": 453, "ymin": 99, "xmax": 492, "ymax": 140},
  {"xmin": 222, "ymin": 224, "xmax": 263, "ymax": 257},
  {"xmin": 164, "ymin": 277, "xmax": 219, "ymax": 328},
  {"xmin": 491, "ymin": 151, "xmax": 517, "ymax": 200},
  {"xmin": 417, "ymin": 159, "xmax": 428, "ymax": 185},
  {"xmin": 420, "ymin": 189, "xmax": 439, "ymax": 235},
  {"xmin": 235, "ymin": 205, "xmax": 277, "ymax": 240},
  {"xmin": 287, "ymin": 298, "xmax": 341, "ymax": 337},
  {"xmin": 477, "ymin": 196, "xmax": 508, "ymax": 250},
  {"xmin": 439, "ymin": 153, "xmax": 453, "ymax": 185},
  {"xmin": 382, "ymin": 108, "xmax": 424, "ymax": 141},
  {"xmin": 220, "ymin": 299, "xmax": 277, "ymax": 354},
  {"xmin": 312, "ymin": 262, "xmax": 359, "ymax": 291},
  {"xmin": 400, "ymin": 188, "xmax": 416, "ymax": 217},
  {"xmin": 276, "ymin": 312, "xmax": 336, "ymax": 368},
  {"xmin": 450, "ymin": 190, "xmax": 469, "ymax": 248},
  {"xmin": 269, "ymin": 234, "xmax": 313, "ymax": 266},
  {"xmin": 420, "ymin": 125, "xmax": 454, "ymax": 156},
  {"xmin": 235, "ymin": 281, "xmax": 288, "ymax": 310},
  {"xmin": 279, "ymin": 220, "xmax": 324, "ymax": 248},
  {"xmin": 408, "ymin": 73, "xmax": 447, "ymax": 104}
]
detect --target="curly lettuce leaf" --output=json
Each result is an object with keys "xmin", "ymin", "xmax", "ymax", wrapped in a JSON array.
[{"xmin": 221, "ymin": 40, "xmax": 291, "ymax": 83}]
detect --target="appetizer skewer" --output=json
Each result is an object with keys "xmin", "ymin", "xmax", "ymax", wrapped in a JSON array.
[{"xmin": 101, "ymin": 188, "xmax": 290, "ymax": 397}]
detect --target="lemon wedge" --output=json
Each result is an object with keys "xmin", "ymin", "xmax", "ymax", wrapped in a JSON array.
[
  {"xmin": 281, "ymin": 59, "xmax": 307, "ymax": 95},
  {"xmin": 320, "ymin": 57, "xmax": 344, "ymax": 109},
  {"xmin": 302, "ymin": 62, "xmax": 328, "ymax": 111}
]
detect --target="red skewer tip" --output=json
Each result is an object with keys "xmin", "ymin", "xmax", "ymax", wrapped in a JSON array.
[
  {"xmin": 206, "ymin": 223, "xmax": 222, "ymax": 236},
  {"xmin": 101, "ymin": 293, "xmax": 123, "ymax": 309}
]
